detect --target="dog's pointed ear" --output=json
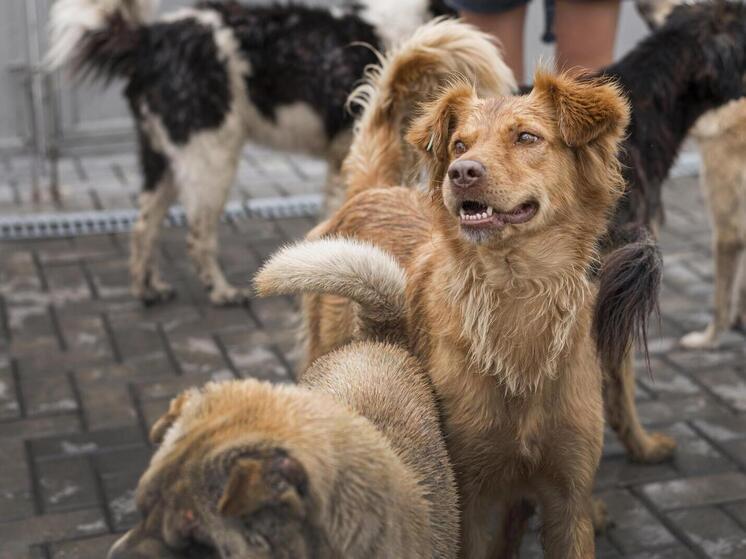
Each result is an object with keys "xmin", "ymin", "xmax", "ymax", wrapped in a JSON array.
[
  {"xmin": 533, "ymin": 70, "xmax": 630, "ymax": 147},
  {"xmin": 406, "ymin": 82, "xmax": 476, "ymax": 174},
  {"xmin": 149, "ymin": 390, "xmax": 197, "ymax": 445},
  {"xmin": 218, "ymin": 453, "xmax": 308, "ymax": 519}
]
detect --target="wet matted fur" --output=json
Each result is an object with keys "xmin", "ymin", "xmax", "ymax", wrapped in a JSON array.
[
  {"xmin": 635, "ymin": 0, "xmax": 746, "ymax": 348},
  {"xmin": 47, "ymin": 0, "xmax": 484, "ymax": 307},
  {"xmin": 258, "ymin": 70, "xmax": 639, "ymax": 558},
  {"xmin": 604, "ymin": 0, "xmax": 746, "ymax": 235},
  {"xmin": 108, "ymin": 341, "xmax": 459, "ymax": 559}
]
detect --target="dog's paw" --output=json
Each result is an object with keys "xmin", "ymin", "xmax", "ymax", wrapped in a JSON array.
[
  {"xmin": 679, "ymin": 324, "xmax": 719, "ymax": 349},
  {"xmin": 135, "ymin": 283, "xmax": 177, "ymax": 307},
  {"xmin": 592, "ymin": 499, "xmax": 611, "ymax": 534},
  {"xmin": 209, "ymin": 286, "xmax": 252, "ymax": 306},
  {"xmin": 632, "ymin": 432, "xmax": 677, "ymax": 464}
]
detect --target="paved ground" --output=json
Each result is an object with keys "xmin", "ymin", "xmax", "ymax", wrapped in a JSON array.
[
  {"xmin": 1, "ymin": 148, "xmax": 746, "ymax": 558},
  {"xmin": 0, "ymin": 146, "xmax": 326, "ymax": 214}
]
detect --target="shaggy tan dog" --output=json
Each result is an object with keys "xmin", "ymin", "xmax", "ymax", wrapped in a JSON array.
[
  {"xmin": 108, "ymin": 341, "xmax": 458, "ymax": 559},
  {"xmin": 258, "ymin": 69, "xmax": 661, "ymax": 557},
  {"xmin": 635, "ymin": 0, "xmax": 746, "ymax": 348},
  {"xmin": 679, "ymin": 100, "xmax": 746, "ymax": 348}
]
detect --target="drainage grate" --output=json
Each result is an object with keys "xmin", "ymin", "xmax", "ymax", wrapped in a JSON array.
[{"xmin": 0, "ymin": 194, "xmax": 323, "ymax": 240}]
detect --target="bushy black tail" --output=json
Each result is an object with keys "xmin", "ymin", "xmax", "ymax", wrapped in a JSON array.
[
  {"xmin": 47, "ymin": 0, "xmax": 155, "ymax": 82},
  {"xmin": 594, "ymin": 226, "xmax": 661, "ymax": 371}
]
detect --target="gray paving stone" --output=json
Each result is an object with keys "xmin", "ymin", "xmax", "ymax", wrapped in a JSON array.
[
  {"xmin": 626, "ymin": 545, "xmax": 698, "ymax": 559},
  {"xmin": 38, "ymin": 457, "xmax": 99, "ymax": 513},
  {"xmin": 18, "ymin": 371, "xmax": 77, "ymax": 418},
  {"xmin": 101, "ymin": 470, "xmax": 141, "ymax": 532},
  {"xmin": 666, "ymin": 348, "xmax": 746, "ymax": 373},
  {"xmin": 668, "ymin": 506, "xmax": 746, "ymax": 558},
  {"xmin": 48, "ymin": 534, "xmax": 120, "ymax": 559},
  {"xmin": 696, "ymin": 368, "xmax": 746, "ymax": 412},
  {"xmin": 601, "ymin": 489, "xmax": 677, "ymax": 553},
  {"xmin": 641, "ymin": 472, "xmax": 746, "ymax": 511},
  {"xmin": 692, "ymin": 413, "xmax": 746, "ymax": 443},
  {"xmin": 0, "ymin": 440, "xmax": 34, "ymax": 522},
  {"xmin": 596, "ymin": 457, "xmax": 678, "ymax": 491},
  {"xmin": 638, "ymin": 358, "xmax": 700, "ymax": 397},
  {"xmin": 0, "ymin": 414, "xmax": 81, "ymax": 441},
  {"xmin": 0, "ymin": 363, "xmax": 21, "ymax": 420},
  {"xmin": 167, "ymin": 333, "xmax": 230, "ymax": 377},
  {"xmin": 656, "ymin": 423, "xmax": 733, "ymax": 476},
  {"xmin": 30, "ymin": 427, "xmax": 144, "ymax": 462},
  {"xmin": 0, "ymin": 508, "xmax": 107, "ymax": 559}
]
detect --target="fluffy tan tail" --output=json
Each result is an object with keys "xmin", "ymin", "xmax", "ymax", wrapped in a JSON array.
[
  {"xmin": 255, "ymin": 238, "xmax": 406, "ymax": 344},
  {"xmin": 342, "ymin": 18, "xmax": 516, "ymax": 200}
]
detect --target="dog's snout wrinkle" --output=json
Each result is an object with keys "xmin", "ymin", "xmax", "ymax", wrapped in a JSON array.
[{"xmin": 448, "ymin": 160, "xmax": 485, "ymax": 189}]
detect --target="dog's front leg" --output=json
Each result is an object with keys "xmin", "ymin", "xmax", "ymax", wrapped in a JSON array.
[
  {"xmin": 537, "ymin": 483, "xmax": 595, "ymax": 559},
  {"xmin": 131, "ymin": 181, "xmax": 178, "ymax": 305},
  {"xmin": 681, "ymin": 236, "xmax": 744, "ymax": 348},
  {"xmin": 735, "ymin": 248, "xmax": 746, "ymax": 330},
  {"xmin": 460, "ymin": 492, "xmax": 510, "ymax": 559},
  {"xmin": 177, "ymin": 147, "xmax": 252, "ymax": 306},
  {"xmin": 604, "ymin": 349, "xmax": 676, "ymax": 463}
]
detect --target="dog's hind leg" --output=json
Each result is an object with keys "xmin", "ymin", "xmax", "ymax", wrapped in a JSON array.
[
  {"xmin": 322, "ymin": 129, "xmax": 353, "ymax": 216},
  {"xmin": 131, "ymin": 180, "xmax": 178, "ymax": 305},
  {"xmin": 537, "ymin": 487, "xmax": 596, "ymax": 559},
  {"xmin": 130, "ymin": 131, "xmax": 178, "ymax": 306},
  {"xmin": 175, "ymin": 144, "xmax": 249, "ymax": 306},
  {"xmin": 604, "ymin": 349, "xmax": 676, "ymax": 463},
  {"xmin": 733, "ymin": 245, "xmax": 746, "ymax": 332},
  {"xmin": 681, "ymin": 236, "xmax": 743, "ymax": 348}
]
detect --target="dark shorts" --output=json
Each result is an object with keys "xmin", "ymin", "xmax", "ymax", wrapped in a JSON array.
[
  {"xmin": 445, "ymin": 0, "xmax": 532, "ymax": 12},
  {"xmin": 445, "ymin": 0, "xmax": 558, "ymax": 42}
]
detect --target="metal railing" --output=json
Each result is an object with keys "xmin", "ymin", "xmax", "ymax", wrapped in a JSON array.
[{"xmin": 0, "ymin": 194, "xmax": 323, "ymax": 240}]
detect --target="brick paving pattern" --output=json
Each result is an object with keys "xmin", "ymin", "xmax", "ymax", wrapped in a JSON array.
[
  {"xmin": 0, "ymin": 146, "xmax": 326, "ymax": 215},
  {"xmin": 1, "ymin": 148, "xmax": 745, "ymax": 558}
]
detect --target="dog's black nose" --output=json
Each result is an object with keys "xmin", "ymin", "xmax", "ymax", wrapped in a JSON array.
[{"xmin": 448, "ymin": 160, "xmax": 485, "ymax": 189}]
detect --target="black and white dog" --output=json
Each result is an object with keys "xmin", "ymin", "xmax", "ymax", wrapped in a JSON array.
[{"xmin": 49, "ymin": 0, "xmax": 516, "ymax": 306}]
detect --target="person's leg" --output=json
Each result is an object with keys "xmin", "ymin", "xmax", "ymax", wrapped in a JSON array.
[
  {"xmin": 459, "ymin": 3, "xmax": 528, "ymax": 82},
  {"xmin": 554, "ymin": 0, "xmax": 620, "ymax": 73}
]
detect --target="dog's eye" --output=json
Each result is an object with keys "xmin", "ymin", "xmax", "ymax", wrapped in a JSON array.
[
  {"xmin": 453, "ymin": 140, "xmax": 467, "ymax": 155},
  {"xmin": 517, "ymin": 132, "xmax": 540, "ymax": 145}
]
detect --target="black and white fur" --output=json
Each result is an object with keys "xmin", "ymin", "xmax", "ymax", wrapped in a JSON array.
[{"xmin": 48, "ymin": 0, "xmax": 456, "ymax": 306}]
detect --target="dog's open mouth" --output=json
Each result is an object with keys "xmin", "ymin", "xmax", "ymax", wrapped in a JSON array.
[{"xmin": 458, "ymin": 200, "xmax": 539, "ymax": 229}]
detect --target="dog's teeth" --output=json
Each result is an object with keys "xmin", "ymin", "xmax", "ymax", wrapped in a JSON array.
[
  {"xmin": 460, "ymin": 209, "xmax": 467, "ymax": 219},
  {"xmin": 486, "ymin": 206, "xmax": 494, "ymax": 216},
  {"xmin": 480, "ymin": 212, "xmax": 488, "ymax": 219}
]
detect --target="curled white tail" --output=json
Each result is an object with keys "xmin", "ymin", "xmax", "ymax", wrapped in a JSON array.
[
  {"xmin": 255, "ymin": 238, "xmax": 407, "ymax": 340},
  {"xmin": 47, "ymin": 0, "xmax": 158, "ymax": 70}
]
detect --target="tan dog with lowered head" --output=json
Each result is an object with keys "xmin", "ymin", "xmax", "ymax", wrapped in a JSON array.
[{"xmin": 108, "ymin": 340, "xmax": 458, "ymax": 559}]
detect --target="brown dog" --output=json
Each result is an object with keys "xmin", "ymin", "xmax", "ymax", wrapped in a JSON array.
[
  {"xmin": 108, "ymin": 341, "xmax": 459, "ymax": 558},
  {"xmin": 257, "ymin": 70, "xmax": 672, "ymax": 557}
]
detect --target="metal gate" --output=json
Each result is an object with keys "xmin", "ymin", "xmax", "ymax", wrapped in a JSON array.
[
  {"xmin": 0, "ymin": 0, "xmax": 197, "ymax": 197},
  {"xmin": 0, "ymin": 0, "xmax": 346, "ymax": 197}
]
